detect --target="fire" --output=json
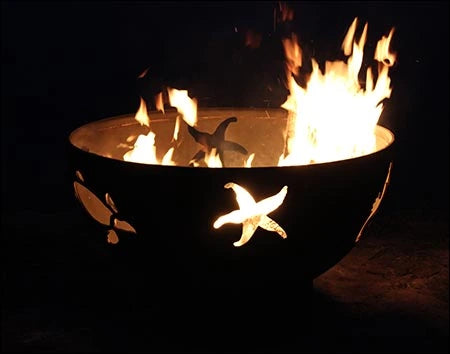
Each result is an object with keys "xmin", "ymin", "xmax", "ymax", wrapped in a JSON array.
[
  {"xmin": 123, "ymin": 130, "xmax": 158, "ymax": 164},
  {"xmin": 204, "ymin": 148, "xmax": 223, "ymax": 168},
  {"xmin": 134, "ymin": 97, "xmax": 150, "ymax": 127},
  {"xmin": 123, "ymin": 97, "xmax": 177, "ymax": 165},
  {"xmin": 279, "ymin": 18, "xmax": 395, "ymax": 166},
  {"xmin": 123, "ymin": 87, "xmax": 198, "ymax": 165},
  {"xmin": 213, "ymin": 183, "xmax": 288, "ymax": 247},
  {"xmin": 155, "ymin": 92, "xmax": 165, "ymax": 114},
  {"xmin": 245, "ymin": 153, "xmax": 255, "ymax": 168},
  {"xmin": 122, "ymin": 17, "xmax": 395, "ymax": 168},
  {"xmin": 167, "ymin": 88, "xmax": 198, "ymax": 127}
]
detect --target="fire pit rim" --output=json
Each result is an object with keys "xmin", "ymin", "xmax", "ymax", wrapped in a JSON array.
[{"xmin": 69, "ymin": 107, "xmax": 395, "ymax": 171}]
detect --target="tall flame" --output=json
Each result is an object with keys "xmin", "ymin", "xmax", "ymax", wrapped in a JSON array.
[
  {"xmin": 167, "ymin": 88, "xmax": 198, "ymax": 127},
  {"xmin": 279, "ymin": 18, "xmax": 395, "ymax": 166},
  {"xmin": 134, "ymin": 97, "xmax": 150, "ymax": 127}
]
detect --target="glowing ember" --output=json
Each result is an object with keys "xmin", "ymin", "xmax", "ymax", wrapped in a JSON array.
[
  {"xmin": 279, "ymin": 17, "xmax": 396, "ymax": 166},
  {"xmin": 214, "ymin": 183, "xmax": 288, "ymax": 247}
]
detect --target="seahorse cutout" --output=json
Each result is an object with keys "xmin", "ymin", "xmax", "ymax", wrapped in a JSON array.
[{"xmin": 74, "ymin": 170, "xmax": 136, "ymax": 244}]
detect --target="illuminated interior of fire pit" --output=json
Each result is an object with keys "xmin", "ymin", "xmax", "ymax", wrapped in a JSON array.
[{"xmin": 70, "ymin": 108, "xmax": 394, "ymax": 168}]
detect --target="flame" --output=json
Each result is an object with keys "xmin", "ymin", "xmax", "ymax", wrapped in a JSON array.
[
  {"xmin": 123, "ymin": 99, "xmax": 175, "ymax": 165},
  {"xmin": 279, "ymin": 18, "xmax": 395, "ymax": 166},
  {"xmin": 205, "ymin": 148, "xmax": 223, "ymax": 168},
  {"xmin": 123, "ymin": 130, "xmax": 158, "ymax": 164},
  {"xmin": 341, "ymin": 17, "xmax": 358, "ymax": 56},
  {"xmin": 375, "ymin": 28, "xmax": 396, "ymax": 66},
  {"xmin": 172, "ymin": 116, "xmax": 181, "ymax": 142},
  {"xmin": 167, "ymin": 87, "xmax": 198, "ymax": 127},
  {"xmin": 120, "ymin": 17, "xmax": 395, "ymax": 169},
  {"xmin": 283, "ymin": 34, "xmax": 302, "ymax": 76},
  {"xmin": 279, "ymin": 2, "xmax": 294, "ymax": 22},
  {"xmin": 134, "ymin": 97, "xmax": 150, "ymax": 127},
  {"xmin": 161, "ymin": 147, "xmax": 175, "ymax": 166},
  {"xmin": 137, "ymin": 67, "xmax": 149, "ymax": 79},
  {"xmin": 245, "ymin": 153, "xmax": 255, "ymax": 168},
  {"xmin": 155, "ymin": 92, "xmax": 165, "ymax": 113}
]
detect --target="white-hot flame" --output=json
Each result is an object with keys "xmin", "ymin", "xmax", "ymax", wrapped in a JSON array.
[
  {"xmin": 279, "ymin": 18, "xmax": 395, "ymax": 166},
  {"xmin": 123, "ymin": 130, "xmax": 158, "ymax": 164},
  {"xmin": 245, "ymin": 153, "xmax": 255, "ymax": 168},
  {"xmin": 172, "ymin": 116, "xmax": 181, "ymax": 142},
  {"xmin": 135, "ymin": 97, "xmax": 150, "ymax": 127},
  {"xmin": 205, "ymin": 148, "xmax": 223, "ymax": 168},
  {"xmin": 123, "ymin": 99, "xmax": 175, "ymax": 165},
  {"xmin": 167, "ymin": 87, "xmax": 198, "ymax": 127}
]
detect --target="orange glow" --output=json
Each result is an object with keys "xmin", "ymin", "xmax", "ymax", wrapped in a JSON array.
[
  {"xmin": 375, "ymin": 28, "xmax": 396, "ymax": 66},
  {"xmin": 155, "ymin": 92, "xmax": 165, "ymax": 113}
]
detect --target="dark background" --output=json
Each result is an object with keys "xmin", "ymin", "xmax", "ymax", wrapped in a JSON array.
[{"xmin": 1, "ymin": 1, "xmax": 448, "ymax": 353}]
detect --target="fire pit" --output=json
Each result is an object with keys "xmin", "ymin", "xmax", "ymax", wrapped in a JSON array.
[{"xmin": 68, "ymin": 16, "xmax": 396, "ymax": 290}]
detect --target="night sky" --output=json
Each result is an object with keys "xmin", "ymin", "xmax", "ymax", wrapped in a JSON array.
[{"xmin": 1, "ymin": 1, "xmax": 449, "ymax": 352}]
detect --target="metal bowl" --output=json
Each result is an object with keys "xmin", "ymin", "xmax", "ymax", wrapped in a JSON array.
[{"xmin": 68, "ymin": 107, "xmax": 394, "ymax": 289}]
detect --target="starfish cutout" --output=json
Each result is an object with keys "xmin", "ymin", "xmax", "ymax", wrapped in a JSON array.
[
  {"xmin": 213, "ymin": 183, "xmax": 288, "ymax": 247},
  {"xmin": 188, "ymin": 117, "xmax": 248, "ymax": 167}
]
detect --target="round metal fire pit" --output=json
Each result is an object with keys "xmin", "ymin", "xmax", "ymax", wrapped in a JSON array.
[{"xmin": 68, "ymin": 107, "xmax": 394, "ymax": 289}]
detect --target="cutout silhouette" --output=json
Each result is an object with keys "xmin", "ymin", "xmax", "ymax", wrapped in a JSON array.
[
  {"xmin": 214, "ymin": 182, "xmax": 288, "ymax": 247},
  {"xmin": 356, "ymin": 162, "xmax": 393, "ymax": 242},
  {"xmin": 74, "ymin": 171, "xmax": 136, "ymax": 244},
  {"xmin": 188, "ymin": 117, "xmax": 248, "ymax": 167}
]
